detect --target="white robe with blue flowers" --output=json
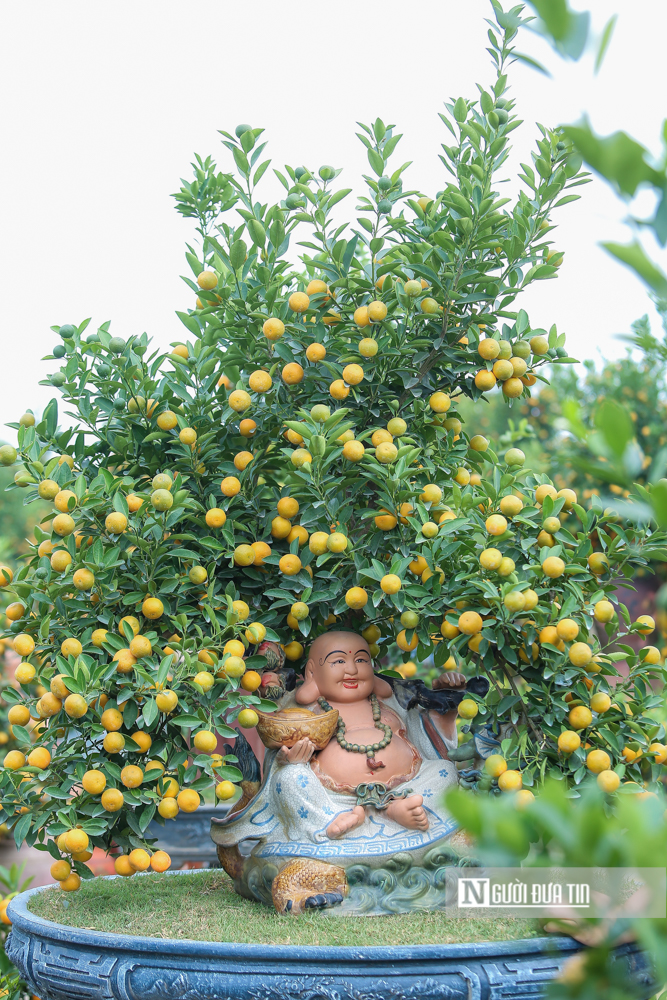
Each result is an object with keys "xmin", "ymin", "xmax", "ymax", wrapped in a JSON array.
[{"xmin": 214, "ymin": 693, "xmax": 460, "ymax": 866}]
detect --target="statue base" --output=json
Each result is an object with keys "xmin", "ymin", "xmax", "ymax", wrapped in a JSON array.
[{"xmin": 217, "ymin": 839, "xmax": 477, "ymax": 916}]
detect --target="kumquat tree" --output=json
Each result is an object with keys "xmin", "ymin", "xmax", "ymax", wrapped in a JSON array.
[{"xmin": 1, "ymin": 3, "xmax": 667, "ymax": 893}]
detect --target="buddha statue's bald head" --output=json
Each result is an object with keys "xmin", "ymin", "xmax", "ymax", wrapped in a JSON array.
[{"xmin": 296, "ymin": 631, "xmax": 376, "ymax": 705}]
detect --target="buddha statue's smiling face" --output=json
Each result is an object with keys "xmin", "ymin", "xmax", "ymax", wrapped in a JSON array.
[{"xmin": 298, "ymin": 631, "xmax": 375, "ymax": 704}]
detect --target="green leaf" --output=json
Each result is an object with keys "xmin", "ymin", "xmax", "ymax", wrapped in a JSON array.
[
  {"xmin": 595, "ymin": 14, "xmax": 617, "ymax": 74},
  {"xmin": 121, "ymin": 620, "xmax": 136, "ymax": 643},
  {"xmin": 328, "ymin": 188, "xmax": 352, "ymax": 209},
  {"xmin": 283, "ymin": 420, "xmax": 312, "ymax": 440},
  {"xmin": 367, "ymin": 149, "xmax": 384, "ymax": 176},
  {"xmin": 453, "ymin": 98, "xmax": 468, "ymax": 123},
  {"xmin": 342, "ymin": 234, "xmax": 359, "ymax": 274},
  {"xmin": 269, "ymin": 219, "xmax": 285, "ymax": 247},
  {"xmin": 230, "ymin": 240, "xmax": 247, "ymax": 270},
  {"xmin": 185, "ymin": 252, "xmax": 202, "ymax": 277},
  {"xmin": 526, "ymin": 0, "xmax": 589, "ymax": 59},
  {"xmin": 232, "ymin": 147, "xmax": 250, "ymax": 175},
  {"xmin": 601, "ymin": 240, "xmax": 667, "ymax": 299},
  {"xmin": 253, "ymin": 159, "xmax": 271, "ymax": 185},
  {"xmin": 171, "ymin": 714, "xmax": 203, "ymax": 727},
  {"xmin": 142, "ymin": 698, "xmax": 159, "ymax": 727},
  {"xmin": 332, "ymin": 239, "xmax": 348, "ymax": 263},
  {"xmin": 650, "ymin": 483, "xmax": 667, "ymax": 527},
  {"xmin": 113, "ymin": 492, "xmax": 129, "ymax": 519},
  {"xmin": 594, "ymin": 400, "xmax": 634, "ymax": 460},
  {"xmin": 527, "ymin": 0, "xmax": 570, "ymax": 39},
  {"xmin": 8, "ymin": 722, "xmax": 32, "ymax": 747},
  {"xmin": 653, "ymin": 183, "xmax": 667, "ymax": 247},
  {"xmin": 479, "ymin": 91, "xmax": 493, "ymax": 115},
  {"xmin": 247, "ymin": 219, "xmax": 266, "ymax": 247},
  {"xmin": 553, "ymin": 194, "xmax": 580, "ymax": 207},
  {"xmin": 42, "ymin": 786, "xmax": 72, "ymax": 800},
  {"xmin": 561, "ymin": 399, "xmax": 588, "ymax": 441},
  {"xmin": 72, "ymin": 860, "xmax": 95, "ymax": 880},
  {"xmin": 43, "ymin": 399, "xmax": 59, "ymax": 439},
  {"xmin": 564, "ymin": 122, "xmax": 664, "ymax": 197},
  {"xmin": 512, "ymin": 52, "xmax": 550, "ymax": 76},
  {"xmin": 213, "ymin": 766, "xmax": 243, "ymax": 782},
  {"xmin": 212, "ymin": 723, "xmax": 238, "ymax": 738},
  {"xmin": 13, "ymin": 813, "xmax": 31, "ymax": 847},
  {"xmin": 139, "ymin": 803, "xmax": 156, "ymax": 832},
  {"xmin": 523, "ymin": 264, "xmax": 556, "ymax": 284}
]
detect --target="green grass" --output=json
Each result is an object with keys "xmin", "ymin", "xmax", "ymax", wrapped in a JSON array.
[{"xmin": 29, "ymin": 869, "xmax": 542, "ymax": 947}]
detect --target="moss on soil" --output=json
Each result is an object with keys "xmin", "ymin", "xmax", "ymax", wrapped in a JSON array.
[{"xmin": 29, "ymin": 869, "xmax": 542, "ymax": 947}]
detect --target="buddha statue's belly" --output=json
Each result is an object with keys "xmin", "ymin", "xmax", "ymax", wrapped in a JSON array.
[{"xmin": 314, "ymin": 726, "xmax": 417, "ymax": 788}]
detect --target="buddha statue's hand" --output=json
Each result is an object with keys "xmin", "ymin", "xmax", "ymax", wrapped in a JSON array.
[
  {"xmin": 277, "ymin": 737, "xmax": 316, "ymax": 767},
  {"xmin": 432, "ymin": 671, "xmax": 467, "ymax": 690}
]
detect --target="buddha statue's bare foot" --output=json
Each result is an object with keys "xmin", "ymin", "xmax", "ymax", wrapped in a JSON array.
[
  {"xmin": 326, "ymin": 805, "xmax": 366, "ymax": 839},
  {"xmin": 385, "ymin": 793, "xmax": 429, "ymax": 831}
]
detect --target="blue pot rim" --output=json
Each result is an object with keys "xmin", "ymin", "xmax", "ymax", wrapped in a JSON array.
[{"xmin": 7, "ymin": 869, "xmax": 582, "ymax": 963}]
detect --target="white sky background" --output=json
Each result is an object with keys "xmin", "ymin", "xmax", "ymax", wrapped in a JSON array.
[{"xmin": 1, "ymin": 0, "xmax": 666, "ymax": 443}]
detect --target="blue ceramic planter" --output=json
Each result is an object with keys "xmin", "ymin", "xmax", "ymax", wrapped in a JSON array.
[{"xmin": 6, "ymin": 874, "xmax": 657, "ymax": 1000}]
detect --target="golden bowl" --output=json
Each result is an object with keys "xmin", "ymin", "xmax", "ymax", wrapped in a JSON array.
[{"xmin": 255, "ymin": 706, "xmax": 339, "ymax": 750}]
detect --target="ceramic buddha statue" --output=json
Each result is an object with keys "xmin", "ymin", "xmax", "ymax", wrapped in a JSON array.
[{"xmin": 211, "ymin": 630, "xmax": 487, "ymax": 915}]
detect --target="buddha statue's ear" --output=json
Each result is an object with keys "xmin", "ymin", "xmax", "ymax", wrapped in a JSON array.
[
  {"xmin": 373, "ymin": 674, "xmax": 393, "ymax": 698},
  {"xmin": 296, "ymin": 657, "xmax": 320, "ymax": 704}
]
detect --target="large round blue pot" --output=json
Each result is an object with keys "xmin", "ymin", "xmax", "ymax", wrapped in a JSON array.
[{"xmin": 6, "ymin": 876, "xmax": 657, "ymax": 1000}]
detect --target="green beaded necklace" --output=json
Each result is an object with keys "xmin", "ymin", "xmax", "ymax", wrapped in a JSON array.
[{"xmin": 317, "ymin": 692, "xmax": 393, "ymax": 771}]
